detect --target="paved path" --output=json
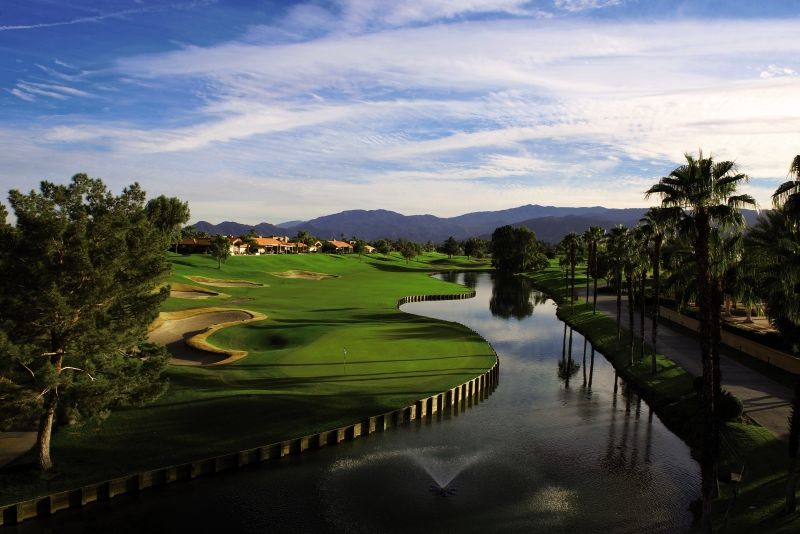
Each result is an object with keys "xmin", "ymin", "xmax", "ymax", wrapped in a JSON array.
[{"xmin": 579, "ymin": 285, "xmax": 795, "ymax": 441}]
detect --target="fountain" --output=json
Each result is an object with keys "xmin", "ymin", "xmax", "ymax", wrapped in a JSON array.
[{"xmin": 411, "ymin": 448, "xmax": 483, "ymax": 497}]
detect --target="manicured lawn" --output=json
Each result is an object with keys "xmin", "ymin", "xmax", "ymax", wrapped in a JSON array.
[
  {"xmin": 525, "ymin": 260, "xmax": 799, "ymax": 533},
  {"xmin": 1, "ymin": 252, "xmax": 495, "ymax": 504}
]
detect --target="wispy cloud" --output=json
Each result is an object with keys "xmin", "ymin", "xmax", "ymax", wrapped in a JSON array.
[
  {"xmin": 4, "ymin": 3, "xmax": 800, "ymax": 222},
  {"xmin": 553, "ymin": 0, "xmax": 623, "ymax": 12},
  {"xmin": 0, "ymin": 1, "xmax": 216, "ymax": 32}
]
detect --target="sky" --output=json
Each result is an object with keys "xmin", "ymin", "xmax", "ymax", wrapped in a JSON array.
[{"xmin": 2, "ymin": 0, "xmax": 799, "ymax": 224}]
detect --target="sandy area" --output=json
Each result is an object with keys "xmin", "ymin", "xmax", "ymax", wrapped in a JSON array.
[
  {"xmin": 0, "ymin": 431, "xmax": 36, "ymax": 468},
  {"xmin": 188, "ymin": 276, "xmax": 265, "ymax": 288},
  {"xmin": 147, "ymin": 310, "xmax": 254, "ymax": 365},
  {"xmin": 170, "ymin": 289, "xmax": 219, "ymax": 299},
  {"xmin": 270, "ymin": 270, "xmax": 337, "ymax": 280}
]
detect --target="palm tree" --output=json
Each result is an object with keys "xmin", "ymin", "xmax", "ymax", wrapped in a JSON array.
[
  {"xmin": 747, "ymin": 192, "xmax": 800, "ymax": 512},
  {"xmin": 773, "ymin": 154, "xmax": 800, "ymax": 223},
  {"xmin": 620, "ymin": 228, "xmax": 640, "ymax": 366},
  {"xmin": 606, "ymin": 225, "xmax": 629, "ymax": 344},
  {"xmin": 646, "ymin": 150, "xmax": 755, "ymax": 533},
  {"xmin": 559, "ymin": 232, "xmax": 584, "ymax": 311},
  {"xmin": 639, "ymin": 207, "xmax": 679, "ymax": 373},
  {"xmin": 584, "ymin": 226, "xmax": 606, "ymax": 314}
]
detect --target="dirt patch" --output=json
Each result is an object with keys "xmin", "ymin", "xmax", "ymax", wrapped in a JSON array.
[
  {"xmin": 148, "ymin": 308, "xmax": 266, "ymax": 366},
  {"xmin": 269, "ymin": 270, "xmax": 338, "ymax": 280},
  {"xmin": 188, "ymin": 276, "xmax": 265, "ymax": 288}
]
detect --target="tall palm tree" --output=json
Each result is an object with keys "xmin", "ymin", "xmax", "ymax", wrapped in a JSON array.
[
  {"xmin": 620, "ymin": 228, "xmax": 641, "ymax": 366},
  {"xmin": 606, "ymin": 225, "xmax": 629, "ymax": 344},
  {"xmin": 646, "ymin": 150, "xmax": 755, "ymax": 533},
  {"xmin": 584, "ymin": 226, "xmax": 606, "ymax": 314},
  {"xmin": 559, "ymin": 232, "xmax": 584, "ymax": 311},
  {"xmin": 748, "ymin": 189, "xmax": 800, "ymax": 512},
  {"xmin": 639, "ymin": 207, "xmax": 679, "ymax": 373},
  {"xmin": 773, "ymin": 154, "xmax": 800, "ymax": 223}
]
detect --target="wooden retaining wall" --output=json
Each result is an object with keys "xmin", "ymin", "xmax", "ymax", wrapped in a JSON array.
[
  {"xmin": 659, "ymin": 306, "xmax": 800, "ymax": 375},
  {"xmin": 1, "ymin": 291, "xmax": 497, "ymax": 527}
]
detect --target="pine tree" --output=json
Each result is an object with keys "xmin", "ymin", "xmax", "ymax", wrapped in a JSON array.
[{"xmin": 0, "ymin": 174, "xmax": 188, "ymax": 471}]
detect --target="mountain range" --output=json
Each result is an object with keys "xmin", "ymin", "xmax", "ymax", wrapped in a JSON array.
[{"xmin": 190, "ymin": 204, "xmax": 760, "ymax": 244}]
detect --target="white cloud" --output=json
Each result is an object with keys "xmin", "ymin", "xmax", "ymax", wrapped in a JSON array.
[
  {"xmin": 759, "ymin": 64, "xmax": 797, "ymax": 78},
  {"xmin": 7, "ymin": 15, "xmax": 800, "ymax": 221},
  {"xmin": 553, "ymin": 0, "xmax": 622, "ymax": 12}
]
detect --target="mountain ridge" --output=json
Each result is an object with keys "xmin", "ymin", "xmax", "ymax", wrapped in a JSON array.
[{"xmin": 188, "ymin": 205, "xmax": 760, "ymax": 244}]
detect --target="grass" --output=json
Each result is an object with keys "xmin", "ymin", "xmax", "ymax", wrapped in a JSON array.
[
  {"xmin": 525, "ymin": 260, "xmax": 799, "ymax": 533},
  {"xmin": 1, "ymin": 252, "xmax": 495, "ymax": 505}
]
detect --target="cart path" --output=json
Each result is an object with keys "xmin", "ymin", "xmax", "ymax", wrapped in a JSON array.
[{"xmin": 578, "ymin": 285, "xmax": 794, "ymax": 440}]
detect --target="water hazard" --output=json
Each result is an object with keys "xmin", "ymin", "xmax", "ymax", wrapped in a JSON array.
[{"xmin": 16, "ymin": 272, "xmax": 699, "ymax": 533}]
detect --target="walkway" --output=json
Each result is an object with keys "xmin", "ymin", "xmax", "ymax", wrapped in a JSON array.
[{"xmin": 580, "ymin": 286, "xmax": 795, "ymax": 441}]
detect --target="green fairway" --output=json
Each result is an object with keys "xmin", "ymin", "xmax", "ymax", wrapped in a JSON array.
[{"xmin": 1, "ymin": 252, "xmax": 495, "ymax": 504}]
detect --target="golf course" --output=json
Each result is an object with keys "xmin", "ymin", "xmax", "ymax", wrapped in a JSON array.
[{"xmin": 1, "ymin": 251, "xmax": 497, "ymax": 503}]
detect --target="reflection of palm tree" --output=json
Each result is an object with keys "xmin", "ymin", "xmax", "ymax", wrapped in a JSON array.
[{"xmin": 558, "ymin": 327, "xmax": 581, "ymax": 388}]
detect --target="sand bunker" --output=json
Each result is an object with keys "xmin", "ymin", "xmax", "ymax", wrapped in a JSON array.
[
  {"xmin": 188, "ymin": 276, "xmax": 265, "ymax": 288},
  {"xmin": 148, "ymin": 308, "xmax": 265, "ymax": 366},
  {"xmin": 169, "ymin": 283, "xmax": 221, "ymax": 300},
  {"xmin": 270, "ymin": 270, "xmax": 337, "ymax": 280}
]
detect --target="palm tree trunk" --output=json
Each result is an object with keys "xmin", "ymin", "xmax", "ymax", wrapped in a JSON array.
[
  {"xmin": 627, "ymin": 271, "xmax": 635, "ymax": 367},
  {"xmin": 616, "ymin": 269, "xmax": 622, "ymax": 343},
  {"xmin": 640, "ymin": 273, "xmax": 646, "ymax": 361},
  {"xmin": 651, "ymin": 239, "xmax": 661, "ymax": 374},
  {"xmin": 585, "ymin": 262, "xmax": 590, "ymax": 306},
  {"xmin": 696, "ymin": 213, "xmax": 717, "ymax": 534},
  {"xmin": 593, "ymin": 276, "xmax": 598, "ymax": 315}
]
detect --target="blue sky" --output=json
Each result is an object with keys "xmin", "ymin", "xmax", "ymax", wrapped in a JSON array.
[{"xmin": 2, "ymin": 1, "xmax": 799, "ymax": 224}]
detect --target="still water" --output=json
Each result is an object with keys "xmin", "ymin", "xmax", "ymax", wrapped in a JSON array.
[{"xmin": 17, "ymin": 272, "xmax": 699, "ymax": 533}]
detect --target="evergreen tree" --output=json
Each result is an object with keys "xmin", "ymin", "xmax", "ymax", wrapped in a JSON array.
[
  {"xmin": 441, "ymin": 236, "xmax": 460, "ymax": 258},
  {"xmin": 210, "ymin": 235, "xmax": 231, "ymax": 268},
  {"xmin": 0, "ymin": 174, "xmax": 185, "ymax": 471},
  {"xmin": 490, "ymin": 225, "xmax": 547, "ymax": 273}
]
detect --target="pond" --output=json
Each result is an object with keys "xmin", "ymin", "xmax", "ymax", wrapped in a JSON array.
[{"xmin": 16, "ymin": 272, "xmax": 699, "ymax": 533}]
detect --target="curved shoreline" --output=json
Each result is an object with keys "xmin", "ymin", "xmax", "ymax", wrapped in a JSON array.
[{"xmin": 0, "ymin": 291, "xmax": 498, "ymax": 526}]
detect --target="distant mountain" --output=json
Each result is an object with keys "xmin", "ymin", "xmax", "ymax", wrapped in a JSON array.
[
  {"xmin": 191, "ymin": 220, "xmax": 282, "ymax": 236},
  {"xmin": 276, "ymin": 220, "xmax": 304, "ymax": 228},
  {"xmin": 188, "ymin": 206, "xmax": 763, "ymax": 244},
  {"xmin": 515, "ymin": 213, "xmax": 647, "ymax": 243}
]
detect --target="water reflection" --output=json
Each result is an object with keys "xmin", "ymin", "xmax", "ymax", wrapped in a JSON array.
[
  {"xmin": 489, "ymin": 273, "xmax": 546, "ymax": 320},
  {"xmin": 558, "ymin": 326, "xmax": 580, "ymax": 388},
  {"xmin": 462, "ymin": 271, "xmax": 479, "ymax": 289}
]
